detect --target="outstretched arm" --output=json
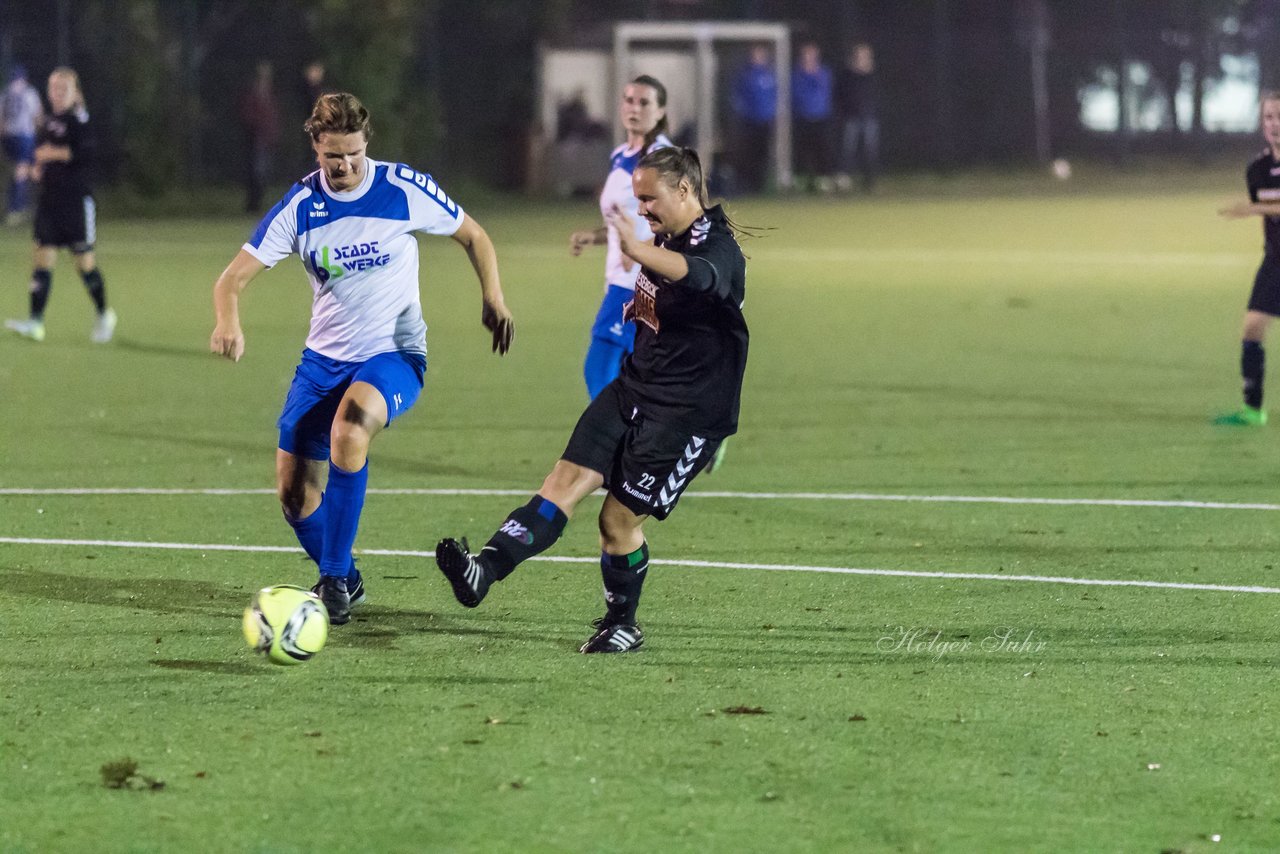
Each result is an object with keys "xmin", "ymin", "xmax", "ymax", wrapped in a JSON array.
[
  {"xmin": 210, "ymin": 249, "xmax": 266, "ymax": 362},
  {"xmin": 569, "ymin": 226, "xmax": 608, "ymax": 256},
  {"xmin": 451, "ymin": 213, "xmax": 515, "ymax": 355},
  {"xmin": 1219, "ymin": 201, "xmax": 1280, "ymax": 219}
]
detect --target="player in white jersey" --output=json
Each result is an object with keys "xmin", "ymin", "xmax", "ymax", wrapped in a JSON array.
[
  {"xmin": 210, "ymin": 93, "xmax": 514, "ymax": 625},
  {"xmin": 1, "ymin": 65, "xmax": 42, "ymax": 223},
  {"xmin": 569, "ymin": 75, "xmax": 672, "ymax": 399}
]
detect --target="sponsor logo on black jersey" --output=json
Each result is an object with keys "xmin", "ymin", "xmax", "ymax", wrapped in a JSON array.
[{"xmin": 628, "ymin": 270, "xmax": 659, "ymax": 333}]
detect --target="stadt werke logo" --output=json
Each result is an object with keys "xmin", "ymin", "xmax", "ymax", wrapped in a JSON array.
[{"xmin": 308, "ymin": 241, "xmax": 391, "ymax": 283}]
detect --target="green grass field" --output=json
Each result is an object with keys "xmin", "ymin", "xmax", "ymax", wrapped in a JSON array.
[{"xmin": 2, "ymin": 170, "xmax": 1279, "ymax": 853}]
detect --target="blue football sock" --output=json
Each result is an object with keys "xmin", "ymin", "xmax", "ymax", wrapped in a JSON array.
[
  {"xmin": 285, "ymin": 497, "xmax": 328, "ymax": 566},
  {"xmin": 319, "ymin": 460, "xmax": 368, "ymax": 578},
  {"xmin": 584, "ymin": 338, "xmax": 626, "ymax": 400},
  {"xmin": 12, "ymin": 177, "xmax": 29, "ymax": 212}
]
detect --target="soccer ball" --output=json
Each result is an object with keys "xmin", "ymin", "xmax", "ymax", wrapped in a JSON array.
[
  {"xmin": 1050, "ymin": 158, "xmax": 1072, "ymax": 180},
  {"xmin": 242, "ymin": 585, "xmax": 329, "ymax": 666}
]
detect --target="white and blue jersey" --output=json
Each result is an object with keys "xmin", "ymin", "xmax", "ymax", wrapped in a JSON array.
[
  {"xmin": 243, "ymin": 158, "xmax": 464, "ymax": 362},
  {"xmin": 1, "ymin": 82, "xmax": 42, "ymax": 139},
  {"xmin": 599, "ymin": 134, "xmax": 672, "ymax": 291}
]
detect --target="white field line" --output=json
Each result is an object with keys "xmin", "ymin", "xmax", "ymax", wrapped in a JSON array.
[
  {"xmin": 494, "ymin": 245, "xmax": 1255, "ymax": 268},
  {"xmin": 2, "ymin": 486, "xmax": 1280, "ymax": 512},
  {"xmin": 1, "ymin": 536, "xmax": 1277, "ymax": 595},
  {"xmin": 93, "ymin": 240, "xmax": 1253, "ymax": 269}
]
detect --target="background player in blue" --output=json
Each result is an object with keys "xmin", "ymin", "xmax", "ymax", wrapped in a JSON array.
[
  {"xmin": 210, "ymin": 92, "xmax": 515, "ymax": 625},
  {"xmin": 5, "ymin": 67, "xmax": 115, "ymax": 344},
  {"xmin": 568, "ymin": 75, "xmax": 672, "ymax": 400},
  {"xmin": 1, "ymin": 64, "xmax": 42, "ymax": 225},
  {"xmin": 435, "ymin": 148, "xmax": 747, "ymax": 653},
  {"xmin": 1217, "ymin": 91, "xmax": 1280, "ymax": 426}
]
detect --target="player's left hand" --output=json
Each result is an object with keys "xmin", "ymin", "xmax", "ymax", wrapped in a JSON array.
[{"xmin": 482, "ymin": 301, "xmax": 515, "ymax": 355}]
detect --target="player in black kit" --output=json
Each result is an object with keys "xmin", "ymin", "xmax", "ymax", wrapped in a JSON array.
[
  {"xmin": 1216, "ymin": 92, "xmax": 1280, "ymax": 426},
  {"xmin": 435, "ymin": 147, "xmax": 748, "ymax": 653},
  {"xmin": 4, "ymin": 67, "xmax": 115, "ymax": 344}
]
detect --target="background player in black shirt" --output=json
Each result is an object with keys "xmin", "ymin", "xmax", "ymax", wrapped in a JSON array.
[
  {"xmin": 4, "ymin": 67, "xmax": 115, "ymax": 344},
  {"xmin": 1217, "ymin": 91, "xmax": 1280, "ymax": 426},
  {"xmin": 435, "ymin": 147, "xmax": 748, "ymax": 653}
]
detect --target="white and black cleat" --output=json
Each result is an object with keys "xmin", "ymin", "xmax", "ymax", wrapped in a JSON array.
[
  {"xmin": 580, "ymin": 619, "xmax": 644, "ymax": 654},
  {"xmin": 434, "ymin": 538, "xmax": 492, "ymax": 608}
]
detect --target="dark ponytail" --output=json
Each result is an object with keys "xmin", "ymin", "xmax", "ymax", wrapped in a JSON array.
[
  {"xmin": 637, "ymin": 146, "xmax": 708, "ymax": 206},
  {"xmin": 638, "ymin": 146, "xmax": 765, "ymax": 246}
]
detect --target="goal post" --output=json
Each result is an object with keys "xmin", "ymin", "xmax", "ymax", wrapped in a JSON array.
[{"xmin": 612, "ymin": 20, "xmax": 793, "ymax": 190}]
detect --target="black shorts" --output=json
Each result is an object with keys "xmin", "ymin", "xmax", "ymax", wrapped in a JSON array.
[
  {"xmin": 1247, "ymin": 257, "xmax": 1280, "ymax": 316},
  {"xmin": 35, "ymin": 193, "xmax": 95, "ymax": 252},
  {"xmin": 561, "ymin": 382, "xmax": 721, "ymax": 520}
]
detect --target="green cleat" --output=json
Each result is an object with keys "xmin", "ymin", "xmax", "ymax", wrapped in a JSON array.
[
  {"xmin": 1213, "ymin": 405, "xmax": 1267, "ymax": 426},
  {"xmin": 5, "ymin": 317, "xmax": 45, "ymax": 342},
  {"xmin": 706, "ymin": 437, "xmax": 729, "ymax": 474}
]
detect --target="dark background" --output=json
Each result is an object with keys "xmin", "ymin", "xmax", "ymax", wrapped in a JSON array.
[{"xmin": 4, "ymin": 0, "xmax": 1280, "ymax": 194}]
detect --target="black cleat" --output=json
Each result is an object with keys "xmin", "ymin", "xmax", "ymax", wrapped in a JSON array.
[
  {"xmin": 347, "ymin": 568, "xmax": 367, "ymax": 609},
  {"xmin": 434, "ymin": 538, "xmax": 492, "ymax": 608},
  {"xmin": 580, "ymin": 618, "xmax": 644, "ymax": 653},
  {"xmin": 312, "ymin": 575, "xmax": 352, "ymax": 626}
]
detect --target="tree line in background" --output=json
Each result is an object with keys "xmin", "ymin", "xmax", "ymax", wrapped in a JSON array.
[{"xmin": 2, "ymin": 0, "xmax": 1279, "ymax": 195}]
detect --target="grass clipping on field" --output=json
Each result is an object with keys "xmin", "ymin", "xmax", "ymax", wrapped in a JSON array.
[{"xmin": 100, "ymin": 757, "xmax": 165, "ymax": 791}]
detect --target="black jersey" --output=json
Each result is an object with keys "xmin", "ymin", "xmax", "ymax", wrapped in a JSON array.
[
  {"xmin": 1246, "ymin": 149, "xmax": 1280, "ymax": 258},
  {"xmin": 618, "ymin": 204, "xmax": 748, "ymax": 438},
  {"xmin": 38, "ymin": 106, "xmax": 94, "ymax": 199}
]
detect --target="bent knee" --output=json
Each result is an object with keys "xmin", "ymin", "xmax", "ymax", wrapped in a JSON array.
[{"xmin": 278, "ymin": 483, "xmax": 309, "ymax": 519}]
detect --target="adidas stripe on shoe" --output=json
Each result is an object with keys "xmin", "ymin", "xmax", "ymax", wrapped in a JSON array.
[
  {"xmin": 434, "ymin": 538, "xmax": 492, "ymax": 608},
  {"xmin": 580, "ymin": 618, "xmax": 645, "ymax": 653}
]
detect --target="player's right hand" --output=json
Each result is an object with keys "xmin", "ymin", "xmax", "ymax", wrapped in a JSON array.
[
  {"xmin": 1218, "ymin": 201, "xmax": 1252, "ymax": 219},
  {"xmin": 482, "ymin": 302, "xmax": 515, "ymax": 356},
  {"xmin": 210, "ymin": 326, "xmax": 245, "ymax": 362}
]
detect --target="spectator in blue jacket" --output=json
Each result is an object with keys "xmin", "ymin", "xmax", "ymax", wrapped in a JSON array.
[
  {"xmin": 730, "ymin": 44, "xmax": 777, "ymax": 193},
  {"xmin": 792, "ymin": 42, "xmax": 835, "ymax": 193}
]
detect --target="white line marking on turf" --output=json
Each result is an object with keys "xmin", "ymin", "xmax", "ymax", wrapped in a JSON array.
[
  {"xmin": 3, "ymin": 486, "xmax": 1280, "ymax": 512},
  {"xmin": 97, "ymin": 242, "xmax": 1256, "ymax": 269},
  {"xmin": 1, "ymin": 536, "xmax": 1276, "ymax": 595}
]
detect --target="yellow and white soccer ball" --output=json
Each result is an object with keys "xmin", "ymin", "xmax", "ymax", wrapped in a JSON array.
[{"xmin": 242, "ymin": 584, "xmax": 329, "ymax": 666}]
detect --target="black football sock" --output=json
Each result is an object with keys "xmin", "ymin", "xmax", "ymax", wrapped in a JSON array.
[
  {"xmin": 479, "ymin": 496, "xmax": 568, "ymax": 580},
  {"xmin": 80, "ymin": 268, "xmax": 107, "ymax": 313},
  {"xmin": 600, "ymin": 542, "xmax": 649, "ymax": 625},
  {"xmin": 29, "ymin": 269, "xmax": 51, "ymax": 320},
  {"xmin": 1242, "ymin": 340, "xmax": 1265, "ymax": 409}
]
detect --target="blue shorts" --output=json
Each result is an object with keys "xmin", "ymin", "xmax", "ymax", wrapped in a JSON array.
[
  {"xmin": 590, "ymin": 284, "xmax": 637, "ymax": 352},
  {"xmin": 277, "ymin": 348, "xmax": 426, "ymax": 461},
  {"xmin": 2, "ymin": 134, "xmax": 35, "ymax": 165}
]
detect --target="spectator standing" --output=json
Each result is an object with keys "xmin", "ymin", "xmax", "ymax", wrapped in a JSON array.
[
  {"xmin": 297, "ymin": 61, "xmax": 331, "ymax": 171},
  {"xmin": 792, "ymin": 42, "xmax": 835, "ymax": 193},
  {"xmin": 835, "ymin": 42, "xmax": 880, "ymax": 192},
  {"xmin": 1, "ymin": 65, "xmax": 43, "ymax": 225},
  {"xmin": 239, "ymin": 60, "xmax": 281, "ymax": 212},
  {"xmin": 730, "ymin": 44, "xmax": 777, "ymax": 193}
]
